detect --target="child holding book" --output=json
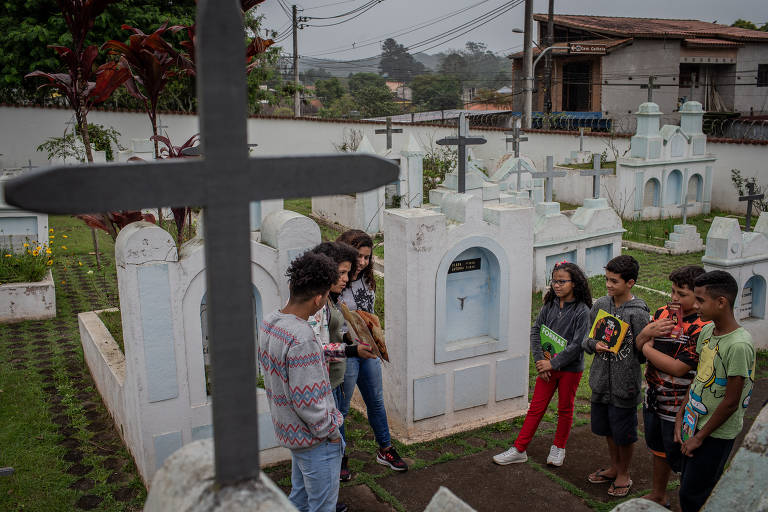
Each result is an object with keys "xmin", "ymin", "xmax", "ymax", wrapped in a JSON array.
[
  {"xmin": 635, "ymin": 265, "xmax": 709, "ymax": 508},
  {"xmin": 493, "ymin": 261, "xmax": 592, "ymax": 467},
  {"xmin": 675, "ymin": 271, "xmax": 755, "ymax": 512},
  {"xmin": 582, "ymin": 255, "xmax": 650, "ymax": 498}
]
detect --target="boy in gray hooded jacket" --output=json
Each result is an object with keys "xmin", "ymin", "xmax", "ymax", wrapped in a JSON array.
[{"xmin": 583, "ymin": 255, "xmax": 650, "ymax": 498}]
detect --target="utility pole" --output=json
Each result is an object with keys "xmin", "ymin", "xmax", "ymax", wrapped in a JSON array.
[
  {"xmin": 522, "ymin": 0, "xmax": 533, "ymax": 129},
  {"xmin": 543, "ymin": 0, "xmax": 554, "ymax": 127},
  {"xmin": 292, "ymin": 4, "xmax": 300, "ymax": 118}
]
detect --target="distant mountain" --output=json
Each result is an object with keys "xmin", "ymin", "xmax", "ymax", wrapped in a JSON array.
[
  {"xmin": 412, "ymin": 52, "xmax": 441, "ymax": 71},
  {"xmin": 299, "ymin": 51, "xmax": 442, "ymax": 78}
]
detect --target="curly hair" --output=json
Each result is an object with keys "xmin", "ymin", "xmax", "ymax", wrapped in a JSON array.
[
  {"xmin": 310, "ymin": 242, "xmax": 358, "ymax": 278},
  {"xmin": 336, "ymin": 229, "xmax": 376, "ymax": 292},
  {"xmin": 694, "ymin": 270, "xmax": 738, "ymax": 309},
  {"xmin": 285, "ymin": 251, "xmax": 337, "ymax": 302},
  {"xmin": 605, "ymin": 255, "xmax": 639, "ymax": 283},
  {"xmin": 544, "ymin": 262, "xmax": 593, "ymax": 308},
  {"xmin": 668, "ymin": 265, "xmax": 705, "ymax": 290}
]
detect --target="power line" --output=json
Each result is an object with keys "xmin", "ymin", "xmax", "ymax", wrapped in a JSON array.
[{"xmin": 304, "ymin": 0, "xmax": 383, "ymax": 20}]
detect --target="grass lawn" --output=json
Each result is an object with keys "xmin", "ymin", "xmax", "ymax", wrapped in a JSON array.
[{"xmin": 623, "ymin": 209, "xmax": 746, "ymax": 247}]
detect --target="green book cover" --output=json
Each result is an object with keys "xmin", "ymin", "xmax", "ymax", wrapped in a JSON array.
[{"xmin": 540, "ymin": 324, "xmax": 568, "ymax": 359}]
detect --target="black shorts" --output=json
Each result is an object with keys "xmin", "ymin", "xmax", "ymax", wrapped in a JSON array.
[
  {"xmin": 643, "ymin": 406, "xmax": 683, "ymax": 473},
  {"xmin": 590, "ymin": 402, "xmax": 638, "ymax": 445}
]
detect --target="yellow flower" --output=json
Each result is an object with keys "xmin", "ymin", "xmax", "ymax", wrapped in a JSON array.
[
  {"xmin": 61, "ymin": 246, "xmax": 67, "ymax": 250},
  {"xmin": 35, "ymin": 246, "xmax": 41, "ymax": 251},
  {"xmin": 49, "ymin": 228, "xmax": 54, "ymax": 233},
  {"xmin": 60, "ymin": 280, "xmax": 66, "ymax": 284},
  {"xmin": 49, "ymin": 235, "xmax": 54, "ymax": 240},
  {"xmin": 32, "ymin": 250, "xmax": 39, "ymax": 256},
  {"xmin": 78, "ymin": 261, "xmax": 83, "ymax": 266},
  {"xmin": 3, "ymin": 254, "xmax": 10, "ymax": 258},
  {"xmin": 62, "ymin": 235, "xmax": 68, "ymax": 239},
  {"xmin": 46, "ymin": 260, "xmax": 53, "ymax": 266},
  {"xmin": 23, "ymin": 242, "xmax": 29, "ymax": 247},
  {"xmin": 46, "ymin": 248, "xmax": 52, "ymax": 255}
]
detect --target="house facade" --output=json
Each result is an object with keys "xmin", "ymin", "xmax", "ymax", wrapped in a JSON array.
[{"xmin": 509, "ymin": 15, "xmax": 768, "ymax": 116}]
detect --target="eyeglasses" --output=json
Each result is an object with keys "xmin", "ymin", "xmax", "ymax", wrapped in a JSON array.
[{"xmin": 551, "ymin": 279, "xmax": 572, "ymax": 286}]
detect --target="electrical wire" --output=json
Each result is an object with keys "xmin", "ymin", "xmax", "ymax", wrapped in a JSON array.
[{"xmin": 304, "ymin": 0, "xmax": 383, "ymax": 20}]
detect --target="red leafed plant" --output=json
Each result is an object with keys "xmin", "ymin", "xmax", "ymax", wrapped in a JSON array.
[{"xmin": 76, "ymin": 211, "xmax": 157, "ymax": 237}]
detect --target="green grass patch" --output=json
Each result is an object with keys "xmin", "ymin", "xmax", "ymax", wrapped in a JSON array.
[
  {"xmin": 558, "ymin": 160, "xmax": 617, "ymax": 171},
  {"xmin": 622, "ymin": 209, "xmax": 740, "ymax": 248},
  {"xmin": 97, "ymin": 309, "xmax": 124, "ymax": 353}
]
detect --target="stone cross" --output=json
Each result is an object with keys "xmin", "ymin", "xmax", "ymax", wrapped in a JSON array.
[
  {"xmin": 3, "ymin": 0, "xmax": 397, "ymax": 486},
  {"xmin": 640, "ymin": 75, "xmax": 660, "ymax": 103},
  {"xmin": 436, "ymin": 113, "xmax": 486, "ymax": 193},
  {"xmin": 739, "ymin": 181, "xmax": 765, "ymax": 232},
  {"xmin": 677, "ymin": 199, "xmax": 695, "ymax": 225},
  {"xmin": 579, "ymin": 154, "xmax": 611, "ymax": 199},
  {"xmin": 579, "ymin": 127, "xmax": 584, "ymax": 152},
  {"xmin": 21, "ymin": 160, "xmax": 37, "ymax": 172},
  {"xmin": 531, "ymin": 156, "xmax": 566, "ymax": 203},
  {"xmin": 504, "ymin": 118, "xmax": 527, "ymax": 157},
  {"xmin": 375, "ymin": 116, "xmax": 403, "ymax": 150},
  {"xmin": 508, "ymin": 158, "xmax": 528, "ymax": 192}
]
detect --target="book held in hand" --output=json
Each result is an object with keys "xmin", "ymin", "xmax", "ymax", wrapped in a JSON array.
[
  {"xmin": 540, "ymin": 324, "xmax": 568, "ymax": 359},
  {"xmin": 589, "ymin": 309, "xmax": 629, "ymax": 354},
  {"xmin": 681, "ymin": 401, "xmax": 698, "ymax": 442}
]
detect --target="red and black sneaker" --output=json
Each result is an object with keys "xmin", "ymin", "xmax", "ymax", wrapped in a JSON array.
[
  {"xmin": 376, "ymin": 446, "xmax": 408, "ymax": 472},
  {"xmin": 340, "ymin": 455, "xmax": 352, "ymax": 482}
]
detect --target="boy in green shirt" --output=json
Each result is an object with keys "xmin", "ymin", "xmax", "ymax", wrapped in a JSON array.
[{"xmin": 675, "ymin": 270, "xmax": 755, "ymax": 512}]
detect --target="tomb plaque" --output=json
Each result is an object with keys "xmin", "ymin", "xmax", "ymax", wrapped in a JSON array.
[{"xmin": 448, "ymin": 258, "xmax": 482, "ymax": 274}]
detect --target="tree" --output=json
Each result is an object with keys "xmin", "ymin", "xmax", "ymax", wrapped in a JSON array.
[
  {"xmin": 300, "ymin": 67, "xmax": 332, "ymax": 84},
  {"xmin": 379, "ymin": 38, "xmax": 425, "ymax": 83},
  {"xmin": 347, "ymin": 73, "xmax": 399, "ymax": 117},
  {"xmin": 411, "ymin": 74, "xmax": 461, "ymax": 110},
  {"xmin": 315, "ymin": 77, "xmax": 345, "ymax": 104},
  {"xmin": 438, "ymin": 41, "xmax": 511, "ymax": 90},
  {"xmin": 731, "ymin": 19, "xmax": 768, "ymax": 31}
]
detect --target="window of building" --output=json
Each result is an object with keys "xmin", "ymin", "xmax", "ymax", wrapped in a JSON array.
[{"xmin": 759, "ymin": 64, "xmax": 768, "ymax": 88}]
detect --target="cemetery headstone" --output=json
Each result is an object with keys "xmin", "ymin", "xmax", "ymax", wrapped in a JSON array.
[
  {"xmin": 0, "ymin": 167, "xmax": 48, "ymax": 252},
  {"xmin": 4, "ymin": 0, "xmax": 398, "ymax": 489},
  {"xmin": 579, "ymin": 153, "xmax": 611, "ymax": 199},
  {"xmin": 531, "ymin": 156, "xmax": 566, "ymax": 203},
  {"xmin": 504, "ymin": 118, "xmax": 527, "ymax": 157}
]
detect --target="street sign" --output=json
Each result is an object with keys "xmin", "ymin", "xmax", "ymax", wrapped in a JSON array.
[{"xmin": 568, "ymin": 43, "xmax": 606, "ymax": 55}]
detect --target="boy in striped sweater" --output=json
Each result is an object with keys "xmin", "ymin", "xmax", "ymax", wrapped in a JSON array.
[{"xmin": 259, "ymin": 251, "xmax": 372, "ymax": 512}]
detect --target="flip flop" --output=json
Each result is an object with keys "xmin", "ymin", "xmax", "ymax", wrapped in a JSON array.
[
  {"xmin": 607, "ymin": 479, "xmax": 633, "ymax": 497},
  {"xmin": 587, "ymin": 468, "xmax": 615, "ymax": 484}
]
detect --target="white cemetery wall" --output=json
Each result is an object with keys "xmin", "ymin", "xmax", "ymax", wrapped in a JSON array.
[
  {"xmin": 382, "ymin": 194, "xmax": 533, "ymax": 443},
  {"xmin": 79, "ymin": 215, "xmax": 319, "ymax": 484},
  {"xmin": 3, "ymin": 105, "xmax": 767, "ymax": 213}
]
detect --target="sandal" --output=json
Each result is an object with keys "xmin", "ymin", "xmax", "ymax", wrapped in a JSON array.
[
  {"xmin": 607, "ymin": 479, "xmax": 633, "ymax": 497},
  {"xmin": 587, "ymin": 468, "xmax": 615, "ymax": 484}
]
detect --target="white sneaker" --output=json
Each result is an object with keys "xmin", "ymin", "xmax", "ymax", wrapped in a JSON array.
[
  {"xmin": 546, "ymin": 445, "xmax": 565, "ymax": 466},
  {"xmin": 493, "ymin": 446, "xmax": 527, "ymax": 465}
]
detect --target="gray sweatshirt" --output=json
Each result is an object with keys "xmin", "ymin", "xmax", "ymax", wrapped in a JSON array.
[
  {"xmin": 530, "ymin": 299, "xmax": 591, "ymax": 372},
  {"xmin": 582, "ymin": 295, "xmax": 650, "ymax": 408},
  {"xmin": 258, "ymin": 310, "xmax": 343, "ymax": 450}
]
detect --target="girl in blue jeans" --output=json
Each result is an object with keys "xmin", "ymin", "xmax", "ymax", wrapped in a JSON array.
[{"xmin": 335, "ymin": 230, "xmax": 407, "ymax": 480}]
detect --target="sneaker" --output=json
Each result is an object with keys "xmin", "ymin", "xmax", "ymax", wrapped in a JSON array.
[
  {"xmin": 335, "ymin": 503, "xmax": 349, "ymax": 512},
  {"xmin": 492, "ymin": 446, "xmax": 527, "ymax": 465},
  {"xmin": 546, "ymin": 445, "xmax": 565, "ymax": 467},
  {"xmin": 340, "ymin": 455, "xmax": 352, "ymax": 482},
  {"xmin": 376, "ymin": 446, "xmax": 408, "ymax": 472}
]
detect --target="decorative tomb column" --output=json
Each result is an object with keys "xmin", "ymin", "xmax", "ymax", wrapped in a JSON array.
[{"xmin": 382, "ymin": 193, "xmax": 534, "ymax": 442}]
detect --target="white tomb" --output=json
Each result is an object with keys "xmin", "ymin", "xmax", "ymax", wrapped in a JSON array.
[
  {"xmin": 311, "ymin": 135, "xmax": 424, "ymax": 234},
  {"xmin": 702, "ymin": 215, "xmax": 768, "ymax": 350},
  {"xmin": 78, "ymin": 211, "xmax": 320, "ymax": 483},
  {"xmin": 616, "ymin": 101, "xmax": 715, "ymax": 220},
  {"xmin": 382, "ymin": 192, "xmax": 533, "ymax": 442},
  {"xmin": 0, "ymin": 168, "xmax": 49, "ymax": 251}
]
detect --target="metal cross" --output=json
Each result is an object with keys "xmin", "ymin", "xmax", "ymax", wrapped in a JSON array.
[
  {"xmin": 21, "ymin": 160, "xmax": 38, "ymax": 172},
  {"xmin": 436, "ymin": 113, "xmax": 486, "ymax": 193},
  {"xmin": 579, "ymin": 154, "xmax": 611, "ymax": 199},
  {"xmin": 739, "ymin": 181, "xmax": 765, "ymax": 232},
  {"xmin": 4, "ymin": 0, "xmax": 397, "ymax": 486},
  {"xmin": 640, "ymin": 75, "xmax": 660, "ymax": 103},
  {"xmin": 504, "ymin": 118, "xmax": 527, "ymax": 157},
  {"xmin": 374, "ymin": 116, "xmax": 403, "ymax": 150},
  {"xmin": 531, "ymin": 156, "xmax": 566, "ymax": 203}
]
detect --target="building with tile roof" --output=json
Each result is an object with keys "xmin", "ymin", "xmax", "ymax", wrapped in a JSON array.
[{"xmin": 508, "ymin": 15, "xmax": 768, "ymax": 117}]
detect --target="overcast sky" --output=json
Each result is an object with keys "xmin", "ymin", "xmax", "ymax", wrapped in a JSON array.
[{"xmin": 255, "ymin": 0, "xmax": 768, "ymax": 62}]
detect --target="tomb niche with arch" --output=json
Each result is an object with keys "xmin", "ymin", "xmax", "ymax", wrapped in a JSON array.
[
  {"xmin": 665, "ymin": 169, "xmax": 683, "ymax": 206},
  {"xmin": 740, "ymin": 274, "xmax": 766, "ymax": 321},
  {"xmin": 644, "ymin": 178, "xmax": 661, "ymax": 208},
  {"xmin": 687, "ymin": 173, "xmax": 703, "ymax": 203},
  {"xmin": 434, "ymin": 236, "xmax": 510, "ymax": 364}
]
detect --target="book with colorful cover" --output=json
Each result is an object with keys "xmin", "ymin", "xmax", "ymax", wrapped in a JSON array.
[
  {"xmin": 681, "ymin": 401, "xmax": 698, "ymax": 442},
  {"xmin": 589, "ymin": 309, "xmax": 629, "ymax": 354},
  {"xmin": 540, "ymin": 324, "xmax": 568, "ymax": 360}
]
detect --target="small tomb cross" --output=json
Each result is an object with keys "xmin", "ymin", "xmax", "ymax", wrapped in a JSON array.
[
  {"xmin": 21, "ymin": 160, "xmax": 37, "ymax": 172},
  {"xmin": 504, "ymin": 118, "xmax": 527, "ymax": 157},
  {"xmin": 531, "ymin": 155, "xmax": 566, "ymax": 203},
  {"xmin": 375, "ymin": 116, "xmax": 403, "ymax": 150},
  {"xmin": 677, "ymin": 199, "xmax": 695, "ymax": 225},
  {"xmin": 640, "ymin": 75, "xmax": 660, "ymax": 103},
  {"xmin": 436, "ymin": 112, "xmax": 486, "ymax": 193},
  {"xmin": 579, "ymin": 127, "xmax": 584, "ymax": 152},
  {"xmin": 579, "ymin": 154, "xmax": 611, "ymax": 199},
  {"xmin": 508, "ymin": 159, "xmax": 527, "ymax": 192},
  {"xmin": 4, "ymin": 0, "xmax": 397, "ymax": 486},
  {"xmin": 739, "ymin": 181, "xmax": 765, "ymax": 232}
]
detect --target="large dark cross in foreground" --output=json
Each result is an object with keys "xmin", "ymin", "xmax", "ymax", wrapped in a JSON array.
[
  {"xmin": 531, "ymin": 156, "xmax": 566, "ymax": 203},
  {"xmin": 375, "ymin": 116, "xmax": 402, "ymax": 150},
  {"xmin": 579, "ymin": 154, "xmax": 611, "ymax": 199},
  {"xmin": 4, "ymin": 0, "xmax": 397, "ymax": 486},
  {"xmin": 436, "ymin": 113, "xmax": 486, "ymax": 193},
  {"xmin": 739, "ymin": 181, "xmax": 765, "ymax": 232}
]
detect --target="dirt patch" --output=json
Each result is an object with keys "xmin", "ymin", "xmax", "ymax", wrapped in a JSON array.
[
  {"xmin": 58, "ymin": 437, "xmax": 80, "ymax": 449},
  {"xmin": 66, "ymin": 463, "xmax": 92, "ymax": 476},
  {"xmin": 464, "ymin": 437, "xmax": 486, "ymax": 449},
  {"xmin": 113, "ymin": 486, "xmax": 138, "ymax": 502},
  {"xmin": 103, "ymin": 457, "xmax": 126, "ymax": 470},
  {"xmin": 59, "ymin": 426, "xmax": 78, "ymax": 437},
  {"xmin": 414, "ymin": 449, "xmax": 442, "ymax": 462},
  {"xmin": 106, "ymin": 471, "xmax": 130, "ymax": 484},
  {"xmin": 49, "ymin": 404, "xmax": 67, "ymax": 415},
  {"xmin": 42, "ymin": 385, "xmax": 57, "ymax": 394},
  {"xmin": 69, "ymin": 478, "xmax": 95, "ymax": 491},
  {"xmin": 75, "ymin": 494, "xmax": 103, "ymax": 510},
  {"xmin": 63, "ymin": 449, "xmax": 84, "ymax": 463},
  {"xmin": 51, "ymin": 414, "xmax": 70, "ymax": 427},
  {"xmin": 91, "ymin": 431, "xmax": 117, "ymax": 443},
  {"xmin": 76, "ymin": 392, "xmax": 95, "ymax": 401},
  {"xmin": 339, "ymin": 484, "xmax": 395, "ymax": 512},
  {"xmin": 378, "ymin": 449, "xmax": 593, "ymax": 512}
]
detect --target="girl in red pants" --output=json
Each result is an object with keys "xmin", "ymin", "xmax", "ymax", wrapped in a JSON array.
[{"xmin": 493, "ymin": 262, "xmax": 592, "ymax": 467}]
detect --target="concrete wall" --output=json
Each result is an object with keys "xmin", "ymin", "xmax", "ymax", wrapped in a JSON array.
[
  {"xmin": 1, "ymin": 106, "xmax": 766, "ymax": 213},
  {"xmin": 601, "ymin": 40, "xmax": 682, "ymax": 116},
  {"xmin": 734, "ymin": 43, "xmax": 768, "ymax": 114}
]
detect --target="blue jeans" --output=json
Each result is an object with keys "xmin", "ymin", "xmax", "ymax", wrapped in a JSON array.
[
  {"xmin": 289, "ymin": 439, "xmax": 345, "ymax": 512},
  {"xmin": 339, "ymin": 357, "xmax": 391, "ymax": 448}
]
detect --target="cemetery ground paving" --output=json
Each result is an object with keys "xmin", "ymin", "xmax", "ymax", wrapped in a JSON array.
[{"xmin": 0, "ymin": 215, "xmax": 765, "ymax": 511}]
